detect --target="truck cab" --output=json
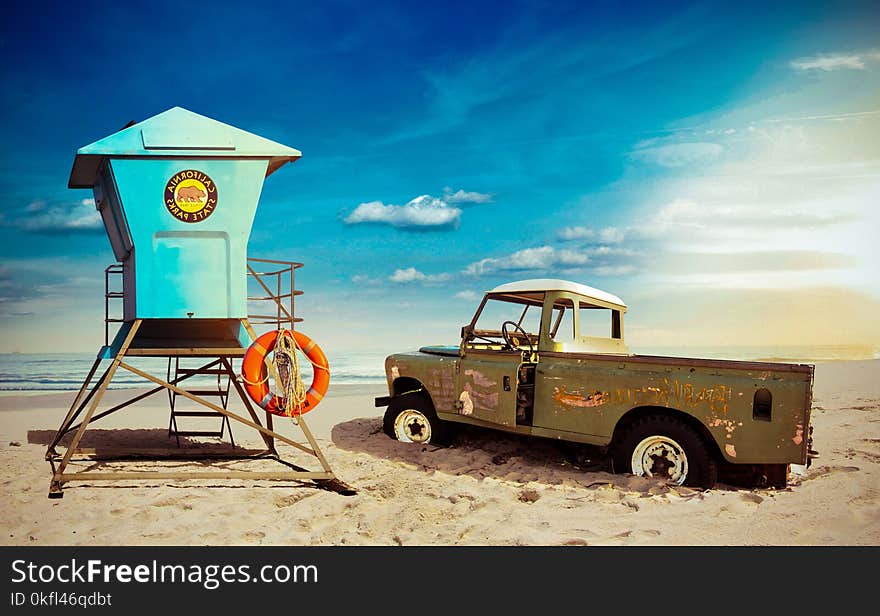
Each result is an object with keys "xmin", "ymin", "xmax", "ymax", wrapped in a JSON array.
[{"xmin": 455, "ymin": 279, "xmax": 627, "ymax": 430}]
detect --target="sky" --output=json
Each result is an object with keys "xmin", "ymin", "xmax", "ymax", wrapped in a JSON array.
[{"xmin": 0, "ymin": 0, "xmax": 878, "ymax": 356}]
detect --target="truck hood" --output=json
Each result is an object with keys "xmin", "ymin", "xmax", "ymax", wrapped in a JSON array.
[{"xmin": 417, "ymin": 345, "xmax": 460, "ymax": 358}]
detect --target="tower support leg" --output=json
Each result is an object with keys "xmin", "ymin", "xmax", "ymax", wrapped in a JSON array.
[{"xmin": 48, "ymin": 320, "xmax": 142, "ymax": 498}]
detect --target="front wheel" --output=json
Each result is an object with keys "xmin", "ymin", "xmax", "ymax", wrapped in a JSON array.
[
  {"xmin": 613, "ymin": 415, "xmax": 718, "ymax": 488},
  {"xmin": 383, "ymin": 393, "xmax": 450, "ymax": 446}
]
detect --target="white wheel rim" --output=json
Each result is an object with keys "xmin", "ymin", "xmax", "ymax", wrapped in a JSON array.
[
  {"xmin": 631, "ymin": 435, "xmax": 689, "ymax": 484},
  {"xmin": 394, "ymin": 409, "xmax": 432, "ymax": 443}
]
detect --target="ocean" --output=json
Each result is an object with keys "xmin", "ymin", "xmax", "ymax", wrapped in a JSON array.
[
  {"xmin": 0, "ymin": 350, "xmax": 389, "ymax": 391},
  {"xmin": 0, "ymin": 345, "xmax": 876, "ymax": 391}
]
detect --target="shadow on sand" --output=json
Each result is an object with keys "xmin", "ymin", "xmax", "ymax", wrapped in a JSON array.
[
  {"xmin": 27, "ymin": 428, "xmax": 351, "ymax": 493},
  {"xmin": 28, "ymin": 427, "xmax": 236, "ymax": 451},
  {"xmin": 331, "ymin": 416, "xmax": 768, "ymax": 491},
  {"xmin": 330, "ymin": 416, "xmax": 633, "ymax": 488}
]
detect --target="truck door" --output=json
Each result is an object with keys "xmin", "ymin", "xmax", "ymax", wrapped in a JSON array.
[
  {"xmin": 458, "ymin": 349, "xmax": 521, "ymax": 427},
  {"xmin": 457, "ymin": 295, "xmax": 542, "ymax": 427}
]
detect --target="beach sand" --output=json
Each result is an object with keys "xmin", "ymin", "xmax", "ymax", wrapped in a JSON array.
[{"xmin": 1, "ymin": 361, "xmax": 878, "ymax": 546}]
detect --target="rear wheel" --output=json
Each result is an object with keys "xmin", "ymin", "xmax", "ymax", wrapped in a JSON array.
[
  {"xmin": 613, "ymin": 415, "xmax": 718, "ymax": 488},
  {"xmin": 383, "ymin": 393, "xmax": 450, "ymax": 446}
]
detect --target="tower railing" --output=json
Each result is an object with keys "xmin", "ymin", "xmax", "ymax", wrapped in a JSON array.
[
  {"xmin": 102, "ymin": 257, "xmax": 304, "ymax": 348},
  {"xmin": 246, "ymin": 257, "xmax": 304, "ymax": 331}
]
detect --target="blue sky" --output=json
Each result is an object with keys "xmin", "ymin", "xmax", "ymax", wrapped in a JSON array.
[{"xmin": 1, "ymin": 0, "xmax": 878, "ymax": 355}]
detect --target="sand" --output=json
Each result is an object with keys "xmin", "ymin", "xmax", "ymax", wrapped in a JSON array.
[{"xmin": 0, "ymin": 361, "xmax": 878, "ymax": 546}]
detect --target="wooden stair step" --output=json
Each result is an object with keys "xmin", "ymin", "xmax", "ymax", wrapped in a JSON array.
[
  {"xmin": 172, "ymin": 430, "xmax": 225, "ymax": 438},
  {"xmin": 181, "ymin": 389, "xmax": 229, "ymax": 397},
  {"xmin": 176, "ymin": 368, "xmax": 229, "ymax": 375}
]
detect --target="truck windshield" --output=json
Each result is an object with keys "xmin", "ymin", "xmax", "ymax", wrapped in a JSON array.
[{"xmin": 470, "ymin": 297, "xmax": 541, "ymax": 345}]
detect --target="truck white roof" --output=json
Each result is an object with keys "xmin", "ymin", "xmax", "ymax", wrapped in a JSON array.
[{"xmin": 488, "ymin": 278, "xmax": 626, "ymax": 309}]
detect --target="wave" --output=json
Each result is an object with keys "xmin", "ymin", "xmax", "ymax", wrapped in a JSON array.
[{"xmin": 0, "ymin": 353, "xmax": 387, "ymax": 391}]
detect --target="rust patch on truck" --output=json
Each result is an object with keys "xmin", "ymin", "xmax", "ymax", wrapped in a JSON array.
[
  {"xmin": 614, "ymin": 378, "xmax": 731, "ymax": 413},
  {"xmin": 460, "ymin": 369, "xmax": 500, "ymax": 410},
  {"xmin": 553, "ymin": 386, "xmax": 609, "ymax": 408},
  {"xmin": 464, "ymin": 369, "xmax": 495, "ymax": 388},
  {"xmin": 706, "ymin": 416, "xmax": 743, "ymax": 440},
  {"xmin": 459, "ymin": 391, "xmax": 474, "ymax": 415},
  {"xmin": 426, "ymin": 367, "xmax": 453, "ymax": 392},
  {"xmin": 464, "ymin": 386, "xmax": 499, "ymax": 409}
]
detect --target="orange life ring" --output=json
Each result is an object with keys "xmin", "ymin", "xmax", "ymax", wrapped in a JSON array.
[{"xmin": 241, "ymin": 329, "xmax": 330, "ymax": 416}]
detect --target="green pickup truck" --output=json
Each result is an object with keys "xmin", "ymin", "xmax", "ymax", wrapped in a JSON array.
[{"xmin": 375, "ymin": 279, "xmax": 816, "ymax": 488}]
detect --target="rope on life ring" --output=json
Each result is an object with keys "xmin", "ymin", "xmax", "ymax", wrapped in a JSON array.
[{"xmin": 241, "ymin": 329, "xmax": 330, "ymax": 417}]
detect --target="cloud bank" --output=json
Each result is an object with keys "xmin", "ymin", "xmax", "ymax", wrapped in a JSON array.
[
  {"xmin": 1, "ymin": 199, "xmax": 103, "ymax": 234},
  {"xmin": 790, "ymin": 50, "xmax": 880, "ymax": 71},
  {"xmin": 464, "ymin": 246, "xmax": 589, "ymax": 276}
]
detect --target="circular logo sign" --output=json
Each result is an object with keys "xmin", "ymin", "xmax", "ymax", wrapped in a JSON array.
[{"xmin": 164, "ymin": 170, "xmax": 218, "ymax": 223}]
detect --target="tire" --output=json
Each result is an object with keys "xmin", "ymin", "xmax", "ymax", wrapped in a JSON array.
[
  {"xmin": 613, "ymin": 414, "xmax": 718, "ymax": 488},
  {"xmin": 382, "ymin": 393, "xmax": 450, "ymax": 446}
]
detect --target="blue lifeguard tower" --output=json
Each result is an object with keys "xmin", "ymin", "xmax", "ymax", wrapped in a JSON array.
[{"xmin": 45, "ymin": 108, "xmax": 344, "ymax": 497}]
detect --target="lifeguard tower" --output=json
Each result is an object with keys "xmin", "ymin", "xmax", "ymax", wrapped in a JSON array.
[{"xmin": 45, "ymin": 107, "xmax": 345, "ymax": 497}]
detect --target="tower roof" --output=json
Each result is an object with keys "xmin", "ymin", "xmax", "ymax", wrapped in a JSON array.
[{"xmin": 69, "ymin": 107, "xmax": 302, "ymax": 188}]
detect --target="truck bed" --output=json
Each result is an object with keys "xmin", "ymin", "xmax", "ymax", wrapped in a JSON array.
[
  {"xmin": 541, "ymin": 351, "xmax": 814, "ymax": 374},
  {"xmin": 533, "ymin": 350, "xmax": 814, "ymax": 464}
]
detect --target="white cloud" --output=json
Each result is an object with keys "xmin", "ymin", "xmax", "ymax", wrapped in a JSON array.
[
  {"xmin": 557, "ymin": 227, "xmax": 625, "ymax": 244},
  {"xmin": 345, "ymin": 188, "xmax": 491, "ymax": 230},
  {"xmin": 647, "ymin": 197, "xmax": 855, "ymax": 235},
  {"xmin": 389, "ymin": 267, "xmax": 451, "ymax": 284},
  {"xmin": 599, "ymin": 227, "xmax": 625, "ymax": 243},
  {"xmin": 559, "ymin": 226, "xmax": 624, "ymax": 243},
  {"xmin": 389, "ymin": 268, "xmax": 423, "ymax": 283},
  {"xmin": 345, "ymin": 195, "xmax": 461, "ymax": 229},
  {"xmin": 1, "ymin": 198, "xmax": 102, "ymax": 234},
  {"xmin": 0, "ymin": 256, "xmax": 104, "ymax": 316},
  {"xmin": 443, "ymin": 188, "xmax": 493, "ymax": 204},
  {"xmin": 455, "ymin": 290, "xmax": 481, "ymax": 301},
  {"xmin": 790, "ymin": 50, "xmax": 880, "ymax": 71},
  {"xmin": 590, "ymin": 245, "xmax": 636, "ymax": 257},
  {"xmin": 629, "ymin": 117, "xmax": 880, "ymax": 294},
  {"xmin": 558, "ymin": 226, "xmax": 594, "ymax": 241},
  {"xmin": 631, "ymin": 141, "xmax": 723, "ymax": 167},
  {"xmin": 464, "ymin": 246, "xmax": 589, "ymax": 276}
]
